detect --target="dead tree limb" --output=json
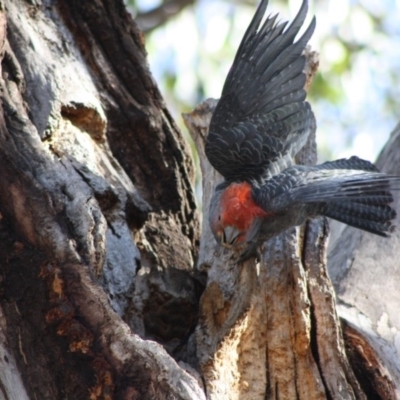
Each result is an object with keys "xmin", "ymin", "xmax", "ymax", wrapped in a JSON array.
[
  {"xmin": 0, "ymin": 0, "xmax": 203, "ymax": 398},
  {"xmin": 183, "ymin": 49, "xmax": 387, "ymax": 400}
]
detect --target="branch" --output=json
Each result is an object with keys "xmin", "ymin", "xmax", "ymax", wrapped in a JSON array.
[{"xmin": 135, "ymin": 0, "xmax": 195, "ymax": 33}]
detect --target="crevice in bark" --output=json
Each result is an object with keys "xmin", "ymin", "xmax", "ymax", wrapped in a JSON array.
[
  {"xmin": 309, "ymin": 298, "xmax": 331, "ymax": 400},
  {"xmin": 287, "ymin": 258, "xmax": 301, "ymax": 400},
  {"xmin": 60, "ymin": 104, "xmax": 106, "ymax": 142},
  {"xmin": 3, "ymin": 40, "xmax": 23, "ymax": 87},
  {"xmin": 343, "ymin": 321, "xmax": 397, "ymax": 400},
  {"xmin": 265, "ymin": 344, "xmax": 271, "ymax": 399},
  {"xmin": 303, "ymin": 221, "xmax": 331, "ymax": 400}
]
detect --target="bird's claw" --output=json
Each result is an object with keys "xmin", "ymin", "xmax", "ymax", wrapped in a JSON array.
[{"xmin": 237, "ymin": 242, "xmax": 260, "ymax": 263}]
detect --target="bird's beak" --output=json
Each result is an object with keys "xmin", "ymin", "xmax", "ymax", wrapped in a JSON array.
[{"xmin": 222, "ymin": 226, "xmax": 240, "ymax": 247}]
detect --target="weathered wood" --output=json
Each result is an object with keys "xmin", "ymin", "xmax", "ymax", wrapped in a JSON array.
[
  {"xmin": 0, "ymin": 0, "xmax": 203, "ymax": 398},
  {"xmin": 184, "ymin": 98, "xmax": 262, "ymax": 399},
  {"xmin": 328, "ymin": 122, "xmax": 400, "ymax": 397}
]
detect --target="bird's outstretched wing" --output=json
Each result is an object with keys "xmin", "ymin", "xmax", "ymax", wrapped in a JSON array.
[{"xmin": 205, "ymin": 0, "xmax": 316, "ymax": 182}]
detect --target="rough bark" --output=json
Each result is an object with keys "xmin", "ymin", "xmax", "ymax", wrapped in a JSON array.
[
  {"xmin": 0, "ymin": 0, "xmax": 203, "ymax": 398},
  {"xmin": 328, "ymin": 122, "xmax": 400, "ymax": 398}
]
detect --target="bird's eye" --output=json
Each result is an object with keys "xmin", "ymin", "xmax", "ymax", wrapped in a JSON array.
[{"xmin": 218, "ymin": 215, "xmax": 221, "ymax": 221}]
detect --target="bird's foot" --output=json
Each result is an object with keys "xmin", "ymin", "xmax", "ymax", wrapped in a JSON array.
[{"xmin": 237, "ymin": 243, "xmax": 260, "ymax": 263}]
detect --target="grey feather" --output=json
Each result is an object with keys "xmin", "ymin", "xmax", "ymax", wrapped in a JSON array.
[
  {"xmin": 253, "ymin": 158, "xmax": 400, "ymax": 238},
  {"xmin": 206, "ymin": 0, "xmax": 316, "ymax": 182}
]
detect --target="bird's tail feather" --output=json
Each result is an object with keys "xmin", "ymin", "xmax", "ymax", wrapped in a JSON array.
[
  {"xmin": 305, "ymin": 157, "xmax": 400, "ymax": 236},
  {"xmin": 321, "ymin": 200, "xmax": 396, "ymax": 236}
]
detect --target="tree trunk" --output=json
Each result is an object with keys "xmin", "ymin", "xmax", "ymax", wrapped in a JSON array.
[
  {"xmin": 0, "ymin": 0, "xmax": 398, "ymax": 399},
  {"xmin": 328, "ymin": 122, "xmax": 400, "ymax": 399},
  {"xmin": 0, "ymin": 0, "xmax": 203, "ymax": 398}
]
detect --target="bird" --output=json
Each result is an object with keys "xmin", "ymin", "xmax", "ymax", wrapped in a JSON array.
[{"xmin": 205, "ymin": 0, "xmax": 400, "ymax": 261}]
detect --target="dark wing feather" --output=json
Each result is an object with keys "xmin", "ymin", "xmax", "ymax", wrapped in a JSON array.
[
  {"xmin": 253, "ymin": 160, "xmax": 400, "ymax": 236},
  {"xmin": 254, "ymin": 166, "xmax": 399, "ymax": 211},
  {"xmin": 205, "ymin": 0, "xmax": 316, "ymax": 182}
]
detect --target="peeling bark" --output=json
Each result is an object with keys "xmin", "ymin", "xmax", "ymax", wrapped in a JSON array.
[{"xmin": 0, "ymin": 0, "xmax": 203, "ymax": 398}]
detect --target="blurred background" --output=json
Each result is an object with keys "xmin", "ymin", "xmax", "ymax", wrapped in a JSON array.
[{"xmin": 127, "ymin": 0, "xmax": 400, "ymax": 202}]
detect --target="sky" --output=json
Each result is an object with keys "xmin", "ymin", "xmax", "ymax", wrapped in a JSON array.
[{"xmin": 133, "ymin": 0, "xmax": 400, "ymax": 164}]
